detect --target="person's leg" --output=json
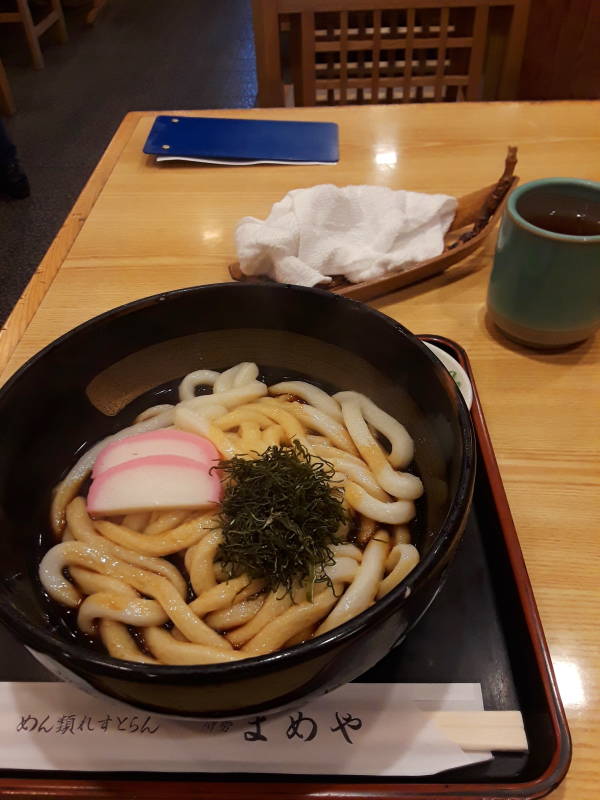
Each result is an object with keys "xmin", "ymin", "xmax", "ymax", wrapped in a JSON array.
[
  {"xmin": 0, "ymin": 118, "xmax": 16, "ymax": 162},
  {"xmin": 0, "ymin": 119, "xmax": 30, "ymax": 199}
]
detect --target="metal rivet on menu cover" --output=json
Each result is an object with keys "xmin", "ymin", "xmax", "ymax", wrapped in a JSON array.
[
  {"xmin": 171, "ymin": 118, "xmax": 179, "ymax": 123},
  {"xmin": 162, "ymin": 144, "xmax": 170, "ymax": 150}
]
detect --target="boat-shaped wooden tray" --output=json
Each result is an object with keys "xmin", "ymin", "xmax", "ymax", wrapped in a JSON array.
[{"xmin": 230, "ymin": 147, "xmax": 518, "ymax": 303}]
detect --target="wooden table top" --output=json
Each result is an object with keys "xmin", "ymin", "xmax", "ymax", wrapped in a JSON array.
[{"xmin": 0, "ymin": 101, "xmax": 598, "ymax": 799}]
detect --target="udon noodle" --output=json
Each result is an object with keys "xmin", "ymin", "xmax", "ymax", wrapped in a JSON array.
[{"xmin": 39, "ymin": 363, "xmax": 422, "ymax": 665}]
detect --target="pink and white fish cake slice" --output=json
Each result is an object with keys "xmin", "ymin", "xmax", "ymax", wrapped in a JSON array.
[
  {"xmin": 92, "ymin": 430, "xmax": 219, "ymax": 477},
  {"xmin": 87, "ymin": 455, "xmax": 222, "ymax": 515}
]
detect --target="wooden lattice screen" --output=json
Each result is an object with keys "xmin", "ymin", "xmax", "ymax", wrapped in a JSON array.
[{"xmin": 253, "ymin": 1, "xmax": 530, "ymax": 106}]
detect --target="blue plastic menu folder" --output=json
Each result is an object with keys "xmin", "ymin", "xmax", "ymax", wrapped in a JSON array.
[{"xmin": 143, "ymin": 115, "xmax": 339, "ymax": 165}]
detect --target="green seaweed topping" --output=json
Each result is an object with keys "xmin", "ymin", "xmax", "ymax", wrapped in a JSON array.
[{"xmin": 214, "ymin": 442, "xmax": 347, "ymax": 597}]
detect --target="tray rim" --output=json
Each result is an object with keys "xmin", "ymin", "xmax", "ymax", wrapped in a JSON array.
[{"xmin": 0, "ymin": 335, "xmax": 572, "ymax": 800}]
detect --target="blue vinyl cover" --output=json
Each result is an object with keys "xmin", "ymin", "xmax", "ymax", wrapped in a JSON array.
[{"xmin": 143, "ymin": 115, "xmax": 339, "ymax": 163}]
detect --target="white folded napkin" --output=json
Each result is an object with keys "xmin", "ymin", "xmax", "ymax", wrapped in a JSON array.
[{"xmin": 235, "ymin": 183, "xmax": 457, "ymax": 286}]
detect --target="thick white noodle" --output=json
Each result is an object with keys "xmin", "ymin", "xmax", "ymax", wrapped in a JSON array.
[
  {"xmin": 344, "ymin": 481, "xmax": 416, "ymax": 524},
  {"xmin": 94, "ymin": 517, "xmax": 211, "ymax": 558},
  {"xmin": 78, "ymin": 592, "xmax": 168, "ymax": 634},
  {"xmin": 188, "ymin": 529, "xmax": 223, "ymax": 595},
  {"xmin": 245, "ymin": 585, "xmax": 341, "ymax": 656},
  {"xmin": 335, "ymin": 391, "xmax": 415, "ymax": 468},
  {"xmin": 181, "ymin": 381, "xmax": 267, "ymax": 412},
  {"xmin": 144, "ymin": 510, "xmax": 190, "ymax": 535},
  {"xmin": 269, "ymin": 381, "xmax": 343, "ymax": 421},
  {"xmin": 135, "ymin": 404, "xmax": 175, "ymax": 423},
  {"xmin": 67, "ymin": 498, "xmax": 187, "ymax": 596},
  {"xmin": 122, "ymin": 512, "xmax": 151, "ymax": 532},
  {"xmin": 39, "ymin": 542, "xmax": 90, "ymax": 606},
  {"xmin": 214, "ymin": 365, "xmax": 241, "ymax": 393},
  {"xmin": 392, "ymin": 525, "xmax": 412, "ymax": 545},
  {"xmin": 310, "ymin": 443, "xmax": 388, "ymax": 501},
  {"xmin": 100, "ymin": 620, "xmax": 157, "ymax": 664},
  {"xmin": 276, "ymin": 400, "xmax": 357, "ymax": 453},
  {"xmin": 174, "ymin": 406, "xmax": 237, "ymax": 459},
  {"xmin": 232, "ymin": 362, "xmax": 260, "ymax": 387},
  {"xmin": 316, "ymin": 533, "xmax": 389, "ymax": 635},
  {"xmin": 215, "ymin": 408, "xmax": 273, "ymax": 431},
  {"xmin": 205, "ymin": 596, "xmax": 265, "ymax": 631},
  {"xmin": 262, "ymin": 424, "xmax": 284, "ymax": 447},
  {"xmin": 321, "ymin": 556, "xmax": 359, "ymax": 584},
  {"xmin": 40, "ymin": 540, "xmax": 232, "ymax": 650},
  {"xmin": 331, "ymin": 543, "xmax": 363, "ymax": 562},
  {"xmin": 143, "ymin": 627, "xmax": 244, "ymax": 665},
  {"xmin": 337, "ymin": 395, "xmax": 423, "ymax": 500},
  {"xmin": 178, "ymin": 369, "xmax": 220, "ymax": 401},
  {"xmin": 251, "ymin": 400, "xmax": 312, "ymax": 450},
  {"xmin": 68, "ymin": 566, "xmax": 139, "ymax": 599},
  {"xmin": 378, "ymin": 544, "xmax": 419, "ymax": 598},
  {"xmin": 177, "ymin": 403, "xmax": 228, "ymax": 421},
  {"xmin": 226, "ymin": 591, "xmax": 294, "ymax": 648},
  {"xmin": 214, "ymin": 362, "xmax": 259, "ymax": 393},
  {"xmin": 188, "ymin": 576, "xmax": 250, "ymax": 617}
]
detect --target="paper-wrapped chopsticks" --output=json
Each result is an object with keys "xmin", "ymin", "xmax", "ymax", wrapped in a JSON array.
[{"xmin": 431, "ymin": 710, "xmax": 527, "ymax": 752}]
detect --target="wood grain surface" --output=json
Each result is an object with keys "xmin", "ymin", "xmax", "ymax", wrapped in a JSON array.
[
  {"xmin": 0, "ymin": 102, "xmax": 599, "ymax": 799},
  {"xmin": 519, "ymin": 0, "xmax": 600, "ymax": 99}
]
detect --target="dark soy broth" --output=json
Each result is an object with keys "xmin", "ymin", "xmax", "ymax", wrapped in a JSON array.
[{"xmin": 517, "ymin": 188, "xmax": 600, "ymax": 237}]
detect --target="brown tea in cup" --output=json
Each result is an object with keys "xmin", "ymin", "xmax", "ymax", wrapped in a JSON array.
[{"xmin": 516, "ymin": 187, "xmax": 600, "ymax": 237}]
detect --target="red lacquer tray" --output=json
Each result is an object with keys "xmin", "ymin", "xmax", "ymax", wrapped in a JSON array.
[{"xmin": 0, "ymin": 336, "xmax": 571, "ymax": 799}]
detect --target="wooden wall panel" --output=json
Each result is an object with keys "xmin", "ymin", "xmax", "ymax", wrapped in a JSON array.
[{"xmin": 519, "ymin": 0, "xmax": 600, "ymax": 98}]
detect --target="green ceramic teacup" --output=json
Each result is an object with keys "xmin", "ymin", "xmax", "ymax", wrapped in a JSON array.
[{"xmin": 487, "ymin": 177, "xmax": 600, "ymax": 348}]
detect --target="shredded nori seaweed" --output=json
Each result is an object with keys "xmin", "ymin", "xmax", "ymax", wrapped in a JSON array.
[{"xmin": 214, "ymin": 442, "xmax": 347, "ymax": 597}]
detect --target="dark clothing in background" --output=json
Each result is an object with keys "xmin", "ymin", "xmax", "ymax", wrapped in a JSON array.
[{"xmin": 0, "ymin": 119, "xmax": 17, "ymax": 164}]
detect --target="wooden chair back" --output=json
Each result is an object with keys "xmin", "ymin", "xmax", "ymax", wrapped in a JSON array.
[
  {"xmin": 0, "ymin": 0, "xmax": 67, "ymax": 70},
  {"xmin": 253, "ymin": 0, "xmax": 530, "ymax": 106}
]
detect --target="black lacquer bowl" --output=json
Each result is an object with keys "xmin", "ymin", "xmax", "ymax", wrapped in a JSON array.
[{"xmin": 0, "ymin": 284, "xmax": 475, "ymax": 719}]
